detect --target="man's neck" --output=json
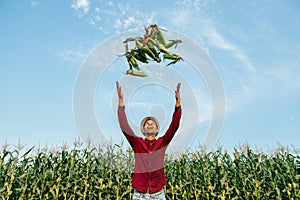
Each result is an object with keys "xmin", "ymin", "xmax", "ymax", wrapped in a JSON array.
[{"xmin": 145, "ymin": 135, "xmax": 156, "ymax": 141}]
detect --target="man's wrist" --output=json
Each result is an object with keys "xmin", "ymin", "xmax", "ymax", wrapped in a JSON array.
[{"xmin": 118, "ymin": 99, "xmax": 124, "ymax": 107}]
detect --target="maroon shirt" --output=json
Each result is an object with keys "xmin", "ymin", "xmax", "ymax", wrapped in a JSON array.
[{"xmin": 118, "ymin": 106, "xmax": 182, "ymax": 194}]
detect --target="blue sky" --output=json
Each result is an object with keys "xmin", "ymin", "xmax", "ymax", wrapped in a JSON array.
[{"xmin": 1, "ymin": 0, "xmax": 299, "ymax": 153}]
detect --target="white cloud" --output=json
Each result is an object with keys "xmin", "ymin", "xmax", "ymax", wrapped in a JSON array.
[
  {"xmin": 174, "ymin": 0, "xmax": 216, "ymax": 11},
  {"xmin": 168, "ymin": 1, "xmax": 254, "ymax": 74},
  {"xmin": 199, "ymin": 22, "xmax": 255, "ymax": 73},
  {"xmin": 108, "ymin": 1, "xmax": 114, "ymax": 7},
  {"xmin": 112, "ymin": 6, "xmax": 156, "ymax": 33},
  {"xmin": 71, "ymin": 0, "xmax": 90, "ymax": 16},
  {"xmin": 51, "ymin": 46, "xmax": 90, "ymax": 65},
  {"xmin": 270, "ymin": 63, "xmax": 300, "ymax": 93},
  {"xmin": 123, "ymin": 16, "xmax": 135, "ymax": 29},
  {"xmin": 30, "ymin": 0, "xmax": 46, "ymax": 8},
  {"xmin": 165, "ymin": 1, "xmax": 258, "ymax": 116},
  {"xmin": 71, "ymin": 1, "xmax": 156, "ymax": 34}
]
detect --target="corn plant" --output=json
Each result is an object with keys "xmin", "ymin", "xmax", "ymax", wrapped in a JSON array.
[
  {"xmin": 164, "ymin": 145, "xmax": 299, "ymax": 199},
  {"xmin": 0, "ymin": 143, "xmax": 299, "ymax": 199}
]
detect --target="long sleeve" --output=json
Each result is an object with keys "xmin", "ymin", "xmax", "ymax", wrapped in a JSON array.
[
  {"xmin": 161, "ymin": 106, "xmax": 182, "ymax": 146},
  {"xmin": 117, "ymin": 106, "xmax": 138, "ymax": 148}
]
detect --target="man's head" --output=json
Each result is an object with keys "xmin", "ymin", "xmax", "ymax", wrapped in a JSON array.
[{"xmin": 140, "ymin": 116, "xmax": 160, "ymax": 137}]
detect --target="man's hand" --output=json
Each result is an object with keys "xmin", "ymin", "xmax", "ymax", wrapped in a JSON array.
[
  {"xmin": 175, "ymin": 83, "xmax": 181, "ymax": 107},
  {"xmin": 116, "ymin": 81, "xmax": 124, "ymax": 106}
]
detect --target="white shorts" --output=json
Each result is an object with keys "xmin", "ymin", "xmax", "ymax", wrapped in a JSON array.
[{"xmin": 133, "ymin": 189, "xmax": 166, "ymax": 200}]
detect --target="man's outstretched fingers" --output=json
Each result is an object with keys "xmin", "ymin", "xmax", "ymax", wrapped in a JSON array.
[
  {"xmin": 177, "ymin": 83, "xmax": 181, "ymax": 93},
  {"xmin": 175, "ymin": 83, "xmax": 181, "ymax": 107},
  {"xmin": 116, "ymin": 81, "xmax": 122, "ymax": 97}
]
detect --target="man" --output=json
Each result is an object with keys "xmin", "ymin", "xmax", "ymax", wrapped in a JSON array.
[{"xmin": 116, "ymin": 81, "xmax": 182, "ymax": 200}]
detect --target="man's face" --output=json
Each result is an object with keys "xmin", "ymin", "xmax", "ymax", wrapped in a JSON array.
[{"xmin": 143, "ymin": 119, "xmax": 158, "ymax": 135}]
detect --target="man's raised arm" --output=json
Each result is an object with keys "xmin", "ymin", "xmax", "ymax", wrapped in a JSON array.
[
  {"xmin": 116, "ymin": 81, "xmax": 137, "ymax": 147},
  {"xmin": 116, "ymin": 81, "xmax": 124, "ymax": 107}
]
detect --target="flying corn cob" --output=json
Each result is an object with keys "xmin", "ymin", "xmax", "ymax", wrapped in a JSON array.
[
  {"xmin": 134, "ymin": 38, "xmax": 144, "ymax": 48},
  {"xmin": 124, "ymin": 45, "xmax": 140, "ymax": 71},
  {"xmin": 148, "ymin": 24, "xmax": 167, "ymax": 47},
  {"xmin": 147, "ymin": 38, "xmax": 169, "ymax": 54},
  {"xmin": 131, "ymin": 49, "xmax": 149, "ymax": 64},
  {"xmin": 123, "ymin": 37, "xmax": 161, "ymax": 63},
  {"xmin": 139, "ymin": 45, "xmax": 161, "ymax": 63},
  {"xmin": 126, "ymin": 69, "xmax": 148, "ymax": 77},
  {"xmin": 163, "ymin": 53, "xmax": 182, "ymax": 60},
  {"xmin": 143, "ymin": 38, "xmax": 161, "ymax": 62},
  {"xmin": 163, "ymin": 53, "xmax": 183, "ymax": 66},
  {"xmin": 123, "ymin": 37, "xmax": 143, "ymax": 44},
  {"xmin": 165, "ymin": 39, "xmax": 182, "ymax": 49},
  {"xmin": 120, "ymin": 24, "xmax": 183, "ymax": 77}
]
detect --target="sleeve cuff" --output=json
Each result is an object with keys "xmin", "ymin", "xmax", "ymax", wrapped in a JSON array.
[{"xmin": 175, "ymin": 105, "xmax": 181, "ymax": 111}]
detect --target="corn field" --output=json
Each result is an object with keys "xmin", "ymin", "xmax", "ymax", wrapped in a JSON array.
[{"xmin": 0, "ymin": 142, "xmax": 299, "ymax": 200}]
